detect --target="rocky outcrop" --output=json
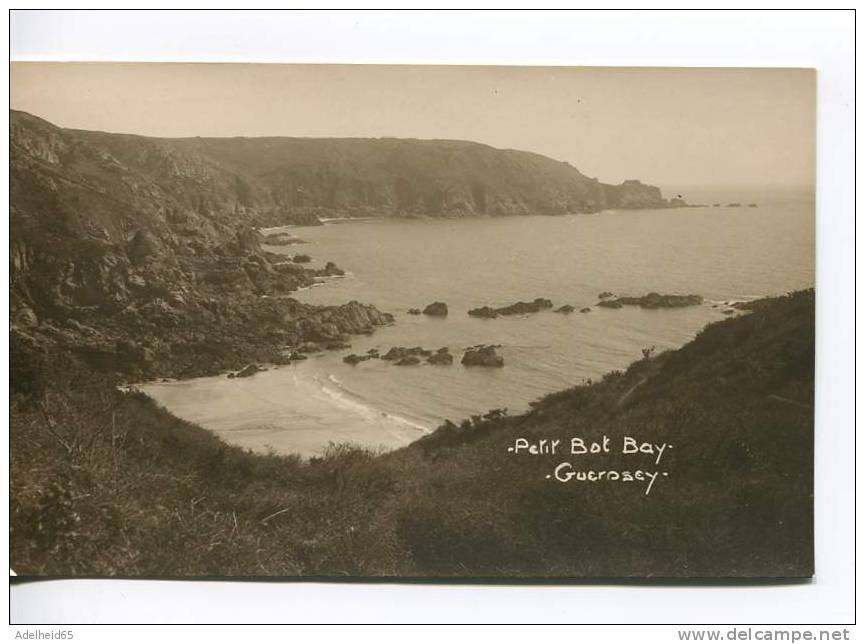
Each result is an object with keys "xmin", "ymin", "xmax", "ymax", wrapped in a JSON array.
[
  {"xmin": 294, "ymin": 301, "xmax": 393, "ymax": 343},
  {"xmin": 597, "ymin": 293, "xmax": 704, "ymax": 309},
  {"xmin": 468, "ymin": 298, "xmax": 553, "ymax": 318},
  {"xmin": 232, "ymin": 363, "xmax": 265, "ymax": 378},
  {"xmin": 427, "ymin": 347, "xmax": 454, "ymax": 365},
  {"xmin": 596, "ymin": 300, "xmax": 624, "ymax": 309},
  {"xmin": 555, "ymin": 304, "xmax": 575, "ymax": 314},
  {"xmin": 344, "ymin": 345, "xmax": 455, "ymax": 367},
  {"xmin": 396, "ymin": 356, "xmax": 422, "ymax": 366},
  {"xmin": 461, "ymin": 345, "xmax": 504, "ymax": 367},
  {"xmin": 262, "ymin": 232, "xmax": 305, "ymax": 246},
  {"xmin": 316, "ymin": 261, "xmax": 345, "ymax": 277},
  {"xmin": 382, "ymin": 346, "xmax": 432, "ymax": 362},
  {"xmin": 466, "ymin": 306, "xmax": 499, "ymax": 319},
  {"xmin": 343, "ymin": 353, "xmax": 373, "ymax": 365},
  {"xmin": 603, "ymin": 180, "xmax": 674, "ymax": 209},
  {"xmin": 498, "ymin": 298, "xmax": 553, "ymax": 315},
  {"xmin": 422, "ymin": 302, "xmax": 448, "ymax": 317}
]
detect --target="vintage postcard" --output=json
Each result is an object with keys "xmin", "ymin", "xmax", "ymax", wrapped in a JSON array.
[{"xmin": 10, "ymin": 63, "xmax": 815, "ymax": 579}]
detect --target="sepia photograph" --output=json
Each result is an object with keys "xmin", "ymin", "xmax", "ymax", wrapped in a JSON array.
[{"xmin": 9, "ymin": 60, "xmax": 818, "ymax": 582}]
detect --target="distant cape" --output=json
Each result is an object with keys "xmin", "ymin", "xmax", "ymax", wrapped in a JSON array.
[
  {"xmin": 11, "ymin": 109, "xmax": 677, "ymax": 228},
  {"xmin": 10, "ymin": 108, "xmax": 681, "ymax": 347}
]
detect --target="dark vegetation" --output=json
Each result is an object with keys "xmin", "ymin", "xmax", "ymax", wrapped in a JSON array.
[{"xmin": 11, "ymin": 291, "xmax": 814, "ymax": 578}]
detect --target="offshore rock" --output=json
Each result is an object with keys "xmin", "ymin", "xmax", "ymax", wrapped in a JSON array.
[
  {"xmin": 597, "ymin": 293, "xmax": 703, "ymax": 309},
  {"xmin": 461, "ymin": 345, "xmax": 504, "ymax": 367},
  {"xmin": 427, "ymin": 347, "xmax": 454, "ymax": 365},
  {"xmin": 469, "ymin": 298, "xmax": 553, "ymax": 318},
  {"xmin": 423, "ymin": 302, "xmax": 449, "ymax": 317},
  {"xmin": 383, "ymin": 346, "xmax": 433, "ymax": 361}
]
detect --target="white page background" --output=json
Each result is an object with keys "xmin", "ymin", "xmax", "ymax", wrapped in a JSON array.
[{"xmin": 6, "ymin": 6, "xmax": 856, "ymax": 627}]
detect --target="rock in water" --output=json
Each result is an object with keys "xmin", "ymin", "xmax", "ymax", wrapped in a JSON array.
[
  {"xmin": 396, "ymin": 355, "xmax": 422, "ymax": 366},
  {"xmin": 427, "ymin": 347, "xmax": 454, "ymax": 365},
  {"xmin": 343, "ymin": 353, "xmax": 369, "ymax": 365},
  {"xmin": 423, "ymin": 302, "xmax": 449, "ymax": 317},
  {"xmin": 382, "ymin": 346, "xmax": 433, "ymax": 361},
  {"xmin": 555, "ymin": 304, "xmax": 575, "ymax": 313},
  {"xmin": 461, "ymin": 345, "xmax": 504, "ymax": 367},
  {"xmin": 496, "ymin": 298, "xmax": 553, "ymax": 315},
  {"xmin": 596, "ymin": 300, "xmax": 624, "ymax": 309},
  {"xmin": 469, "ymin": 298, "xmax": 553, "ymax": 318},
  {"xmin": 467, "ymin": 306, "xmax": 499, "ymax": 319},
  {"xmin": 319, "ymin": 261, "xmax": 345, "ymax": 277},
  {"xmin": 598, "ymin": 293, "xmax": 703, "ymax": 309},
  {"xmin": 579, "ymin": 307, "xmax": 592, "ymax": 313}
]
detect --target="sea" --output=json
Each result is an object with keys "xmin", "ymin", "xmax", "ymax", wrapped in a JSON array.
[{"xmin": 141, "ymin": 187, "xmax": 814, "ymax": 457}]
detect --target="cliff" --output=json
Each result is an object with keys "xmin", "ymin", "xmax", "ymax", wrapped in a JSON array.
[
  {"xmin": 10, "ymin": 111, "xmax": 394, "ymax": 380},
  {"xmin": 13, "ymin": 109, "xmax": 675, "ymax": 225},
  {"xmin": 10, "ymin": 109, "xmax": 678, "ymax": 379}
]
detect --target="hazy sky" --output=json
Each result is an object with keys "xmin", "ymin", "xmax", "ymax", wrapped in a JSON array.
[{"xmin": 11, "ymin": 62, "xmax": 815, "ymax": 189}]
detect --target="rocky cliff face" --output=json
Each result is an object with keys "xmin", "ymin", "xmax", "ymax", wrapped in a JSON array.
[
  {"xmin": 603, "ymin": 179, "xmax": 666, "ymax": 209},
  {"xmin": 10, "ymin": 110, "xmax": 677, "ymax": 381},
  {"xmin": 10, "ymin": 111, "xmax": 393, "ymax": 381},
  {"xmin": 16, "ymin": 110, "xmax": 675, "ymax": 222}
]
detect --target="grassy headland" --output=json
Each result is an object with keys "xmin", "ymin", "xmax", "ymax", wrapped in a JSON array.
[{"xmin": 11, "ymin": 290, "xmax": 814, "ymax": 578}]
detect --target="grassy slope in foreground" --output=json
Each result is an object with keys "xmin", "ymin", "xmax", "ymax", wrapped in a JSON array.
[{"xmin": 11, "ymin": 290, "xmax": 814, "ymax": 578}]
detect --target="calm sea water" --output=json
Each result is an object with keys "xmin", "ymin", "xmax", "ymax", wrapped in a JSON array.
[{"xmin": 142, "ymin": 190, "xmax": 814, "ymax": 457}]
